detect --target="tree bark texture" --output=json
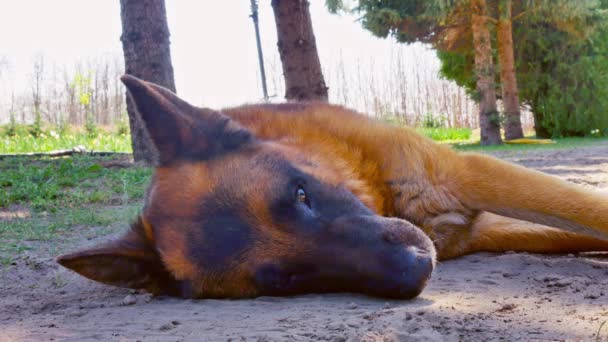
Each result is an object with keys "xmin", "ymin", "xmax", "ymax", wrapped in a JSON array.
[
  {"xmin": 271, "ymin": 0, "xmax": 328, "ymax": 101},
  {"xmin": 470, "ymin": 0, "xmax": 502, "ymax": 145},
  {"xmin": 497, "ymin": 0, "xmax": 524, "ymax": 140},
  {"xmin": 120, "ymin": 0, "xmax": 176, "ymax": 164}
]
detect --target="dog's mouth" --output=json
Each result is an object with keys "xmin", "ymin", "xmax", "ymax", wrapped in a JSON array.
[
  {"xmin": 254, "ymin": 247, "xmax": 434, "ymax": 299},
  {"xmin": 253, "ymin": 215, "xmax": 437, "ymax": 299}
]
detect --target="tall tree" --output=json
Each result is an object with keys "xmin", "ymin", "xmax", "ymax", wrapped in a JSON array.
[
  {"xmin": 470, "ymin": 0, "xmax": 502, "ymax": 144},
  {"xmin": 120, "ymin": 0, "xmax": 176, "ymax": 164},
  {"xmin": 336, "ymin": 0, "xmax": 503, "ymax": 143},
  {"xmin": 496, "ymin": 0, "xmax": 523, "ymax": 139},
  {"xmin": 438, "ymin": 0, "xmax": 608, "ymax": 137},
  {"xmin": 516, "ymin": 4, "xmax": 608, "ymax": 137},
  {"xmin": 436, "ymin": 0, "xmax": 523, "ymax": 140},
  {"xmin": 31, "ymin": 55, "xmax": 44, "ymax": 135},
  {"xmin": 329, "ymin": 0, "xmax": 606, "ymax": 140},
  {"xmin": 272, "ymin": 0, "xmax": 328, "ymax": 101}
]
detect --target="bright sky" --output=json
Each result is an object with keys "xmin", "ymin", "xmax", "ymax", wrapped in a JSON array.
[{"xmin": 0, "ymin": 1, "xmax": 440, "ymax": 110}]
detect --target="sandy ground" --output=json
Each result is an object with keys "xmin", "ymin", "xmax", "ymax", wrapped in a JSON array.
[{"xmin": 1, "ymin": 143, "xmax": 608, "ymax": 342}]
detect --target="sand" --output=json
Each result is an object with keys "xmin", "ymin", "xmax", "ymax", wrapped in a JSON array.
[{"xmin": 1, "ymin": 143, "xmax": 607, "ymax": 342}]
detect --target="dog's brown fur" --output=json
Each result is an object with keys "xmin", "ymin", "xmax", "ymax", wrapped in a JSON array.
[
  {"xmin": 224, "ymin": 104, "xmax": 608, "ymax": 256},
  {"xmin": 58, "ymin": 76, "xmax": 608, "ymax": 299}
]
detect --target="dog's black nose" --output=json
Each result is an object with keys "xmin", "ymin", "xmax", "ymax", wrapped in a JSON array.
[{"xmin": 362, "ymin": 245, "xmax": 435, "ymax": 299}]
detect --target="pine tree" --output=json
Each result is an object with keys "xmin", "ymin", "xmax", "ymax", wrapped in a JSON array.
[
  {"xmin": 329, "ymin": 0, "xmax": 503, "ymax": 144},
  {"xmin": 327, "ymin": 0, "xmax": 606, "ymax": 139},
  {"xmin": 437, "ymin": 0, "xmax": 608, "ymax": 137}
]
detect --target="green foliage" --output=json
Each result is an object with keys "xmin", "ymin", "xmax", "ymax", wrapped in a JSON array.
[
  {"xmin": 354, "ymin": 1, "xmax": 437, "ymax": 43},
  {"xmin": 437, "ymin": 50, "xmax": 476, "ymax": 96},
  {"xmin": 515, "ymin": 11, "xmax": 608, "ymax": 137},
  {"xmin": 115, "ymin": 114, "xmax": 130, "ymax": 136},
  {"xmin": 6, "ymin": 112, "xmax": 17, "ymax": 137},
  {"xmin": 330, "ymin": 0, "xmax": 608, "ymax": 137},
  {"xmin": 85, "ymin": 113, "xmax": 98, "ymax": 137},
  {"xmin": 72, "ymin": 73, "xmax": 92, "ymax": 106},
  {"xmin": 437, "ymin": 2, "xmax": 608, "ymax": 137},
  {"xmin": 58, "ymin": 116, "xmax": 71, "ymax": 136},
  {"xmin": 326, "ymin": 0, "xmax": 348, "ymax": 13},
  {"xmin": 422, "ymin": 113, "xmax": 445, "ymax": 128},
  {"xmin": 72, "ymin": 72, "xmax": 98, "ymax": 137},
  {"xmin": 29, "ymin": 111, "xmax": 43, "ymax": 138}
]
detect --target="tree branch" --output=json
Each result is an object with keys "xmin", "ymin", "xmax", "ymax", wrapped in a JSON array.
[
  {"xmin": 483, "ymin": 15, "xmax": 498, "ymax": 24},
  {"xmin": 512, "ymin": 10, "xmax": 529, "ymax": 22}
]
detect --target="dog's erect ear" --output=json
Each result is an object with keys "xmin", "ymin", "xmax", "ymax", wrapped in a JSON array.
[
  {"xmin": 57, "ymin": 217, "xmax": 181, "ymax": 295},
  {"xmin": 121, "ymin": 75, "xmax": 254, "ymax": 165}
]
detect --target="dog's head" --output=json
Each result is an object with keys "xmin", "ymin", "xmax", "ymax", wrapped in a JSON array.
[{"xmin": 57, "ymin": 75, "xmax": 436, "ymax": 299}]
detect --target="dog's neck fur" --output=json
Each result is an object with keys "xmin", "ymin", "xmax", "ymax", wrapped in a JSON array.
[{"xmin": 222, "ymin": 103, "xmax": 476, "ymax": 243}]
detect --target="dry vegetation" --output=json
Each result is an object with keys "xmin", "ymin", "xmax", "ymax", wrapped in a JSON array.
[{"xmin": 0, "ymin": 47, "xmax": 533, "ymax": 132}]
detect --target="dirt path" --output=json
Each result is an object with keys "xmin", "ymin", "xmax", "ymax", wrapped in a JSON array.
[{"xmin": 2, "ymin": 143, "xmax": 608, "ymax": 342}]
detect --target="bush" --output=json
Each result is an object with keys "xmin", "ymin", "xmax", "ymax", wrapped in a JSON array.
[
  {"xmin": 5, "ymin": 112, "xmax": 17, "ymax": 137},
  {"xmin": 115, "ymin": 115, "xmax": 130, "ymax": 136},
  {"xmin": 85, "ymin": 113, "xmax": 98, "ymax": 138},
  {"xmin": 58, "ymin": 116, "xmax": 71, "ymax": 136},
  {"xmin": 422, "ymin": 113, "xmax": 445, "ymax": 128},
  {"xmin": 29, "ymin": 111, "xmax": 43, "ymax": 138}
]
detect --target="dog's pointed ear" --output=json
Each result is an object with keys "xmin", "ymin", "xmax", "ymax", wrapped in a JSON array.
[
  {"xmin": 57, "ymin": 217, "xmax": 181, "ymax": 295},
  {"xmin": 121, "ymin": 75, "xmax": 254, "ymax": 165}
]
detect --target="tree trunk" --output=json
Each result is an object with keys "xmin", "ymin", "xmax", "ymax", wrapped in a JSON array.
[
  {"xmin": 497, "ymin": 0, "xmax": 524, "ymax": 140},
  {"xmin": 470, "ymin": 0, "xmax": 502, "ymax": 145},
  {"xmin": 120, "ymin": 0, "xmax": 175, "ymax": 164},
  {"xmin": 531, "ymin": 97, "xmax": 552, "ymax": 138},
  {"xmin": 532, "ymin": 111, "xmax": 551, "ymax": 138},
  {"xmin": 271, "ymin": 0, "xmax": 328, "ymax": 101}
]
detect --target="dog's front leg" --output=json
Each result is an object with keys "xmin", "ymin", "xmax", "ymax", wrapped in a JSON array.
[{"xmin": 448, "ymin": 153, "xmax": 608, "ymax": 241}]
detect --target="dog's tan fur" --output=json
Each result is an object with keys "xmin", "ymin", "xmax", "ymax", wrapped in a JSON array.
[
  {"xmin": 222, "ymin": 103, "xmax": 608, "ymax": 259},
  {"xmin": 57, "ymin": 76, "xmax": 608, "ymax": 298}
]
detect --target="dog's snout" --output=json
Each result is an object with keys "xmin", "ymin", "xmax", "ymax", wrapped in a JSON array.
[
  {"xmin": 321, "ymin": 215, "xmax": 437, "ymax": 298},
  {"xmin": 382, "ymin": 230, "xmax": 403, "ymax": 245}
]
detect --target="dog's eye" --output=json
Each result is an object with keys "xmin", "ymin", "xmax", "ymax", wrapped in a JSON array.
[{"xmin": 296, "ymin": 186, "xmax": 310, "ymax": 207}]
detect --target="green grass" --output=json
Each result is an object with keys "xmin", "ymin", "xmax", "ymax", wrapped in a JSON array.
[
  {"xmin": 0, "ymin": 125, "xmax": 131, "ymax": 154},
  {"xmin": 453, "ymin": 136, "xmax": 608, "ymax": 152},
  {"xmin": 0, "ymin": 204, "xmax": 140, "ymax": 266},
  {"xmin": 416, "ymin": 127, "xmax": 473, "ymax": 142},
  {"xmin": 380, "ymin": 116, "xmax": 474, "ymax": 142},
  {"xmin": 0, "ymin": 155, "xmax": 150, "ymax": 265},
  {"xmin": 0, "ymin": 155, "xmax": 151, "ymax": 211}
]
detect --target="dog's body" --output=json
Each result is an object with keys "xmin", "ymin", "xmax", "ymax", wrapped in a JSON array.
[{"xmin": 58, "ymin": 76, "xmax": 608, "ymax": 299}]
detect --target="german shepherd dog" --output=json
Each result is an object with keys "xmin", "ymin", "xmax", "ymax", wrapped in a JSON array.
[{"xmin": 58, "ymin": 75, "xmax": 608, "ymax": 299}]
